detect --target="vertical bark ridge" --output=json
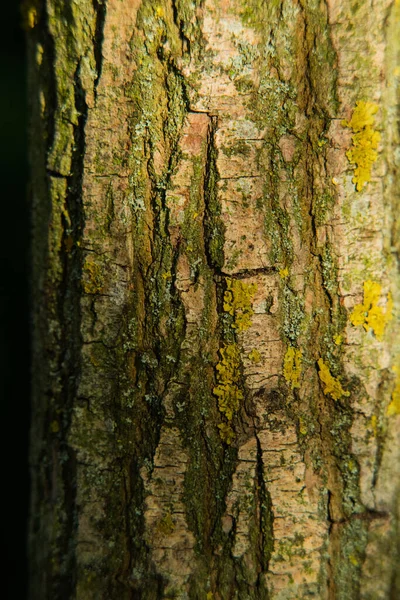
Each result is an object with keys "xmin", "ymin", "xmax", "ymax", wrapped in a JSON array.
[
  {"xmin": 323, "ymin": 1, "xmax": 400, "ymax": 598},
  {"xmin": 29, "ymin": 0, "xmax": 98, "ymax": 597}
]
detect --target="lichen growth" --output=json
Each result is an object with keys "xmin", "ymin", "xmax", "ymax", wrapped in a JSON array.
[
  {"xmin": 282, "ymin": 286, "xmax": 305, "ymax": 344},
  {"xmin": 217, "ymin": 422, "xmax": 235, "ymax": 445},
  {"xmin": 298, "ymin": 416, "xmax": 308, "ymax": 436},
  {"xmin": 342, "ymin": 101, "xmax": 380, "ymax": 191},
  {"xmin": 370, "ymin": 415, "xmax": 378, "ymax": 436},
  {"xmin": 21, "ymin": 0, "xmax": 40, "ymax": 30},
  {"xmin": 214, "ymin": 344, "xmax": 243, "ymax": 424},
  {"xmin": 27, "ymin": 6, "xmax": 38, "ymax": 28},
  {"xmin": 334, "ymin": 334, "xmax": 343, "ymax": 346},
  {"xmin": 349, "ymin": 280, "xmax": 392, "ymax": 340},
  {"xmin": 314, "ymin": 190, "xmax": 335, "ymax": 226},
  {"xmin": 283, "ymin": 346, "xmax": 302, "ymax": 389},
  {"xmin": 317, "ymin": 358, "xmax": 350, "ymax": 400},
  {"xmin": 387, "ymin": 366, "xmax": 400, "ymax": 416},
  {"xmin": 82, "ymin": 259, "xmax": 104, "ymax": 294},
  {"xmin": 214, "ymin": 280, "xmax": 257, "ymax": 443},
  {"xmin": 157, "ymin": 510, "xmax": 175, "ymax": 535},
  {"xmin": 223, "ymin": 278, "xmax": 257, "ymax": 332},
  {"xmin": 248, "ymin": 349, "xmax": 261, "ymax": 363}
]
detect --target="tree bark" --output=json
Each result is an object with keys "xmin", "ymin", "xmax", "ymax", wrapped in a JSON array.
[{"xmin": 27, "ymin": 0, "xmax": 400, "ymax": 598}]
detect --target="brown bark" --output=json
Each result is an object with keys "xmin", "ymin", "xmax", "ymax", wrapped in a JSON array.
[{"xmin": 27, "ymin": 0, "xmax": 400, "ymax": 598}]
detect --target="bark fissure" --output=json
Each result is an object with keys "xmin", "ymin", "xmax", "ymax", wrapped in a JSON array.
[{"xmin": 92, "ymin": 0, "xmax": 106, "ymax": 96}]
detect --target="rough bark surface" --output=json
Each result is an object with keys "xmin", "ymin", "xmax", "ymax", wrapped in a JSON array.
[{"xmin": 27, "ymin": 0, "xmax": 400, "ymax": 598}]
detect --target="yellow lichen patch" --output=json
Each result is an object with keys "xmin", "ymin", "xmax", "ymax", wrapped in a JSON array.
[
  {"xmin": 223, "ymin": 278, "xmax": 257, "ymax": 332},
  {"xmin": 349, "ymin": 554, "xmax": 359, "ymax": 567},
  {"xmin": 214, "ymin": 344, "xmax": 243, "ymax": 422},
  {"xmin": 298, "ymin": 416, "xmax": 307, "ymax": 436},
  {"xmin": 334, "ymin": 334, "xmax": 343, "ymax": 346},
  {"xmin": 344, "ymin": 101, "xmax": 378, "ymax": 131},
  {"xmin": 283, "ymin": 346, "xmax": 302, "ymax": 389},
  {"xmin": 25, "ymin": 6, "xmax": 38, "ymax": 29},
  {"xmin": 342, "ymin": 101, "xmax": 380, "ymax": 191},
  {"xmin": 279, "ymin": 267, "xmax": 289, "ymax": 279},
  {"xmin": 83, "ymin": 259, "xmax": 104, "ymax": 294},
  {"xmin": 215, "ymin": 280, "xmax": 256, "ymax": 443},
  {"xmin": 317, "ymin": 358, "xmax": 350, "ymax": 401},
  {"xmin": 370, "ymin": 415, "xmax": 378, "ymax": 436},
  {"xmin": 217, "ymin": 422, "xmax": 235, "ymax": 445},
  {"xmin": 350, "ymin": 280, "xmax": 392, "ymax": 340},
  {"xmin": 157, "ymin": 511, "xmax": 175, "ymax": 535},
  {"xmin": 248, "ymin": 348, "xmax": 261, "ymax": 363},
  {"xmin": 214, "ymin": 344, "xmax": 244, "ymax": 444},
  {"xmin": 36, "ymin": 43, "xmax": 44, "ymax": 67},
  {"xmin": 387, "ymin": 366, "xmax": 400, "ymax": 416},
  {"xmin": 62, "ymin": 205, "xmax": 71, "ymax": 228}
]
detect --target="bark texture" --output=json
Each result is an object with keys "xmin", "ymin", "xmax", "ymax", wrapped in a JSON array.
[{"xmin": 27, "ymin": 0, "xmax": 400, "ymax": 598}]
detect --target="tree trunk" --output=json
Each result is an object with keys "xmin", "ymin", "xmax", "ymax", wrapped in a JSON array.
[{"xmin": 27, "ymin": 0, "xmax": 400, "ymax": 598}]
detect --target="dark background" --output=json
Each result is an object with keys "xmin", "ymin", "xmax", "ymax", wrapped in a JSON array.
[{"xmin": 1, "ymin": 1, "xmax": 30, "ymax": 597}]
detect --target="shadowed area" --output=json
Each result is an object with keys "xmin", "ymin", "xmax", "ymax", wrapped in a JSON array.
[{"xmin": 0, "ymin": 1, "xmax": 29, "ymax": 598}]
